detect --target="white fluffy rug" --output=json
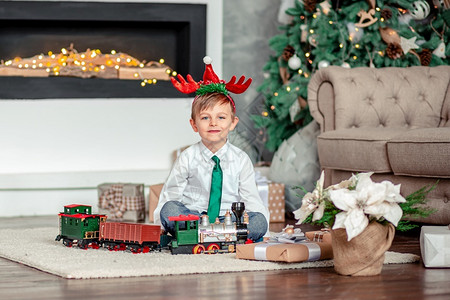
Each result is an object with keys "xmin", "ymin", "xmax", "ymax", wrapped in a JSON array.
[{"xmin": 0, "ymin": 227, "xmax": 420, "ymax": 279}]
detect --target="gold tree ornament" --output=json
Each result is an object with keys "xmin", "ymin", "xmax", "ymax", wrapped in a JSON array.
[
  {"xmin": 319, "ymin": 0, "xmax": 331, "ymax": 15},
  {"xmin": 379, "ymin": 27, "xmax": 401, "ymax": 44},
  {"xmin": 308, "ymin": 34, "xmax": 318, "ymax": 47},
  {"xmin": 356, "ymin": 9, "xmax": 378, "ymax": 27},
  {"xmin": 356, "ymin": 0, "xmax": 378, "ymax": 28},
  {"xmin": 300, "ymin": 24, "xmax": 308, "ymax": 42}
]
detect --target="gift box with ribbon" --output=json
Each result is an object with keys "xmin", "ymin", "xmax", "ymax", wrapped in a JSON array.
[
  {"xmin": 255, "ymin": 170, "xmax": 286, "ymax": 223},
  {"xmin": 420, "ymin": 225, "xmax": 450, "ymax": 268},
  {"xmin": 236, "ymin": 230, "xmax": 333, "ymax": 263},
  {"xmin": 98, "ymin": 183, "xmax": 146, "ymax": 222}
]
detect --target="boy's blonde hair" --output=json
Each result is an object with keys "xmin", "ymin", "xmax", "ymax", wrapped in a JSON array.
[{"xmin": 191, "ymin": 92, "xmax": 236, "ymax": 119}]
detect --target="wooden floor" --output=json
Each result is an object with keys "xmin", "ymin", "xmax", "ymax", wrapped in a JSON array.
[{"xmin": 1, "ymin": 216, "xmax": 449, "ymax": 300}]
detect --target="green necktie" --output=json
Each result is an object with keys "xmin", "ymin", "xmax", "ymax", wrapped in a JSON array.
[{"xmin": 207, "ymin": 155, "xmax": 223, "ymax": 223}]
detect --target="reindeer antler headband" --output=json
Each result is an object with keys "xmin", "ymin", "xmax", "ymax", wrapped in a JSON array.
[{"xmin": 171, "ymin": 56, "xmax": 252, "ymax": 112}]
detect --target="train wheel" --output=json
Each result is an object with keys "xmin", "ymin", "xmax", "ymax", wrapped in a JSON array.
[
  {"xmin": 63, "ymin": 239, "xmax": 73, "ymax": 247},
  {"xmin": 90, "ymin": 242, "xmax": 100, "ymax": 249},
  {"xmin": 142, "ymin": 246, "xmax": 150, "ymax": 253},
  {"xmin": 77, "ymin": 240, "xmax": 88, "ymax": 250},
  {"xmin": 192, "ymin": 244, "xmax": 206, "ymax": 254},
  {"xmin": 130, "ymin": 246, "xmax": 142, "ymax": 254},
  {"xmin": 114, "ymin": 243, "xmax": 126, "ymax": 251},
  {"xmin": 206, "ymin": 243, "xmax": 220, "ymax": 254}
]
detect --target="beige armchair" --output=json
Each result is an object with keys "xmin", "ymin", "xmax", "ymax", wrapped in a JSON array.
[{"xmin": 308, "ymin": 65, "xmax": 450, "ymax": 224}]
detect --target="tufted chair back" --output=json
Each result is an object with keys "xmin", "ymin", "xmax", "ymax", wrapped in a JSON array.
[{"xmin": 308, "ymin": 65, "xmax": 450, "ymax": 131}]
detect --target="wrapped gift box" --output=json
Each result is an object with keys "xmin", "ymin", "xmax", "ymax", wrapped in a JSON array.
[
  {"xmin": 236, "ymin": 231, "xmax": 332, "ymax": 263},
  {"xmin": 420, "ymin": 226, "xmax": 450, "ymax": 268},
  {"xmin": 268, "ymin": 183, "xmax": 286, "ymax": 223},
  {"xmin": 255, "ymin": 169, "xmax": 286, "ymax": 223},
  {"xmin": 305, "ymin": 230, "xmax": 332, "ymax": 244},
  {"xmin": 98, "ymin": 183, "xmax": 145, "ymax": 222},
  {"xmin": 148, "ymin": 183, "xmax": 164, "ymax": 223}
]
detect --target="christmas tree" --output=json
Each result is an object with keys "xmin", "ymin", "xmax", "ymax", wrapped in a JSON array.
[{"xmin": 252, "ymin": 0, "xmax": 449, "ymax": 152}]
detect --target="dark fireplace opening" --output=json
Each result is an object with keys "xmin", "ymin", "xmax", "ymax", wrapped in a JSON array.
[{"xmin": 0, "ymin": 1, "xmax": 207, "ymax": 99}]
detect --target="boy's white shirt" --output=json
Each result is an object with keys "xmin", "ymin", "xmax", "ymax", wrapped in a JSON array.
[{"xmin": 153, "ymin": 140, "xmax": 270, "ymax": 236}]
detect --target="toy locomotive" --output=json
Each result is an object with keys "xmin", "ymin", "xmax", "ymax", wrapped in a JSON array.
[
  {"xmin": 55, "ymin": 202, "xmax": 251, "ymax": 254},
  {"xmin": 169, "ymin": 201, "xmax": 249, "ymax": 254}
]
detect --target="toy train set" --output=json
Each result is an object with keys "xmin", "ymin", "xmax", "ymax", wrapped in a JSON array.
[{"xmin": 55, "ymin": 202, "xmax": 251, "ymax": 254}]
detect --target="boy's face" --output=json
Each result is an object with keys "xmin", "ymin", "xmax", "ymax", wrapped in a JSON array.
[{"xmin": 190, "ymin": 102, "xmax": 239, "ymax": 152}]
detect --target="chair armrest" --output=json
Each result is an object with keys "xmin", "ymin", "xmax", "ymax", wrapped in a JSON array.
[{"xmin": 308, "ymin": 69, "xmax": 336, "ymax": 132}]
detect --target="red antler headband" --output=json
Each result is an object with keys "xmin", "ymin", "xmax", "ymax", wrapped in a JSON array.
[{"xmin": 170, "ymin": 56, "xmax": 252, "ymax": 112}]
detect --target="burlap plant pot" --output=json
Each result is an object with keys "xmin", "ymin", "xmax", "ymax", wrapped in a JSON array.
[{"xmin": 331, "ymin": 221, "xmax": 395, "ymax": 276}]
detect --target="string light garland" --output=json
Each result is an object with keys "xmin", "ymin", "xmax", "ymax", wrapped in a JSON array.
[{"xmin": 0, "ymin": 44, "xmax": 177, "ymax": 87}]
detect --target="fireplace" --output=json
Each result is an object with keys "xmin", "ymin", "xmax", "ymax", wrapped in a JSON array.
[{"xmin": 0, "ymin": 1, "xmax": 206, "ymax": 99}]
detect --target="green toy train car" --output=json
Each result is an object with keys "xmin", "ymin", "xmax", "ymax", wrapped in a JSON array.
[{"xmin": 55, "ymin": 204, "xmax": 106, "ymax": 248}]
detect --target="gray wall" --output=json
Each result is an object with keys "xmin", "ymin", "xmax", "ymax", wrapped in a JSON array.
[{"xmin": 223, "ymin": 0, "xmax": 282, "ymax": 162}]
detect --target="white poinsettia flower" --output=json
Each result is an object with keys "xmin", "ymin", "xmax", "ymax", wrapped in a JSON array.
[
  {"xmin": 330, "ymin": 188, "xmax": 371, "ymax": 241},
  {"xmin": 312, "ymin": 201, "xmax": 325, "ymax": 221},
  {"xmin": 381, "ymin": 181, "xmax": 406, "ymax": 203},
  {"xmin": 316, "ymin": 170, "xmax": 325, "ymax": 192},
  {"xmin": 293, "ymin": 206, "xmax": 313, "ymax": 224},
  {"xmin": 296, "ymin": 171, "xmax": 407, "ymax": 240},
  {"xmin": 294, "ymin": 171, "xmax": 325, "ymax": 224},
  {"xmin": 328, "ymin": 179, "xmax": 352, "ymax": 190},
  {"xmin": 364, "ymin": 200, "xmax": 403, "ymax": 226},
  {"xmin": 328, "ymin": 188, "xmax": 360, "ymax": 212},
  {"xmin": 354, "ymin": 172, "xmax": 374, "ymax": 185},
  {"xmin": 293, "ymin": 192, "xmax": 316, "ymax": 224},
  {"xmin": 330, "ymin": 173, "xmax": 406, "ymax": 240}
]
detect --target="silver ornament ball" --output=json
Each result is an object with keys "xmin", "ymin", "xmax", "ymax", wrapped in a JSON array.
[
  {"xmin": 318, "ymin": 60, "xmax": 330, "ymax": 69},
  {"xmin": 410, "ymin": 1, "xmax": 430, "ymax": 20},
  {"xmin": 288, "ymin": 55, "xmax": 302, "ymax": 70}
]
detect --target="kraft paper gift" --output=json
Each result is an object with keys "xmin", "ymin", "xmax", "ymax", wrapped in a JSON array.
[
  {"xmin": 420, "ymin": 226, "xmax": 450, "ymax": 268},
  {"xmin": 305, "ymin": 230, "xmax": 332, "ymax": 244},
  {"xmin": 148, "ymin": 183, "xmax": 164, "ymax": 223},
  {"xmin": 236, "ymin": 231, "xmax": 333, "ymax": 263},
  {"xmin": 268, "ymin": 182, "xmax": 286, "ymax": 223}
]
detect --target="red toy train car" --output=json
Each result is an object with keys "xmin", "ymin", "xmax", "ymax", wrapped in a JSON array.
[{"xmin": 100, "ymin": 222, "xmax": 161, "ymax": 253}]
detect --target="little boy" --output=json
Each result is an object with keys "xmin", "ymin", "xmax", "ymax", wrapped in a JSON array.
[{"xmin": 153, "ymin": 57, "xmax": 269, "ymax": 241}]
